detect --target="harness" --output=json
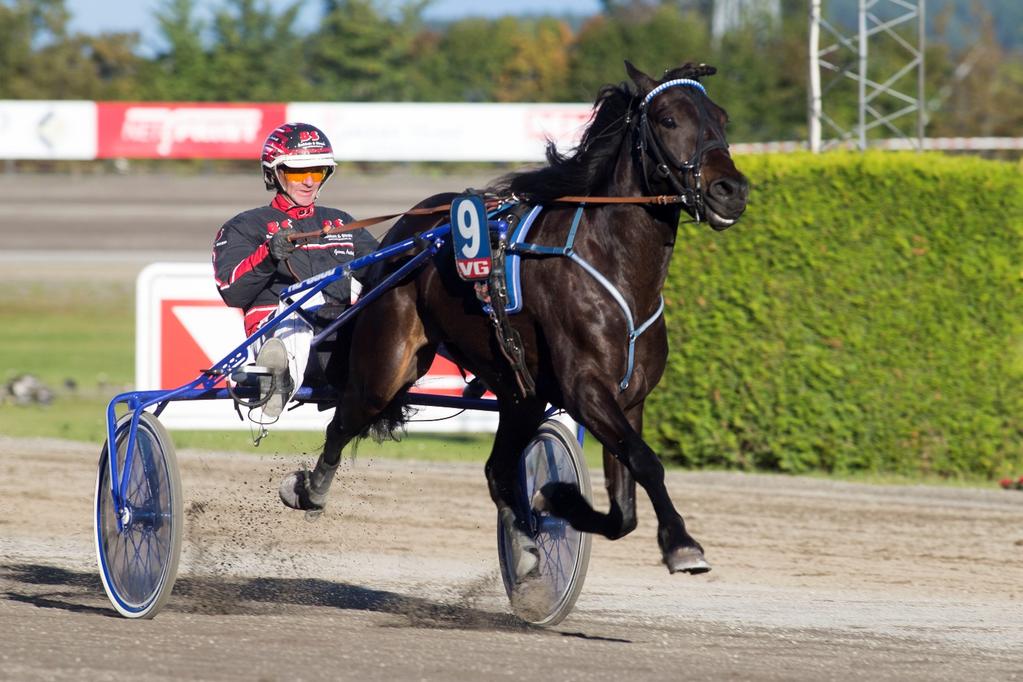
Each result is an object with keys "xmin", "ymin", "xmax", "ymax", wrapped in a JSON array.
[
  {"xmin": 490, "ymin": 78, "xmax": 721, "ymax": 394},
  {"xmin": 497, "ymin": 204, "xmax": 662, "ymax": 391}
]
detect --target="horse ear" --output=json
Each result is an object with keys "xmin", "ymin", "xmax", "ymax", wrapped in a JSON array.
[{"xmin": 624, "ymin": 60, "xmax": 657, "ymax": 94}]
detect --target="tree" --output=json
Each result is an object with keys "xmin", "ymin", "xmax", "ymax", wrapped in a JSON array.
[
  {"xmin": 417, "ymin": 16, "xmax": 572, "ymax": 103},
  {"xmin": 415, "ymin": 17, "xmax": 519, "ymax": 102},
  {"xmin": 495, "ymin": 18, "xmax": 572, "ymax": 102},
  {"xmin": 142, "ymin": 0, "xmax": 210, "ymax": 100},
  {"xmin": 568, "ymin": 5, "xmax": 711, "ymax": 102},
  {"xmin": 710, "ymin": 15, "xmax": 808, "ymax": 141},
  {"xmin": 308, "ymin": 0, "xmax": 426, "ymax": 101},
  {"xmin": 0, "ymin": 0, "xmax": 140, "ymax": 99},
  {"xmin": 204, "ymin": 0, "xmax": 306, "ymax": 101},
  {"xmin": 928, "ymin": 6, "xmax": 1023, "ymax": 138}
]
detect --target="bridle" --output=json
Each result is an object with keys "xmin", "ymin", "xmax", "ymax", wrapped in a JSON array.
[{"xmin": 632, "ymin": 78, "xmax": 729, "ymax": 223}]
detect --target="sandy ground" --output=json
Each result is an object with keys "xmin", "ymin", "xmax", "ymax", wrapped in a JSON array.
[
  {"xmin": 1, "ymin": 435, "xmax": 1022, "ymax": 681},
  {"xmin": 2, "ymin": 172, "xmax": 1023, "ymax": 680}
]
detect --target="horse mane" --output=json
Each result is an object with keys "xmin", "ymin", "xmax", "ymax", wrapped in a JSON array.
[
  {"xmin": 491, "ymin": 82, "xmax": 637, "ymax": 203},
  {"xmin": 491, "ymin": 62, "xmax": 717, "ymax": 204}
]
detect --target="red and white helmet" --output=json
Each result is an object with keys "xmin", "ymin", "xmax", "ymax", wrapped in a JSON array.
[{"xmin": 260, "ymin": 122, "xmax": 337, "ymax": 190}]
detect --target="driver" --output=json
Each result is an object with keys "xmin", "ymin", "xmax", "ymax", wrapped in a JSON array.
[{"xmin": 212, "ymin": 122, "xmax": 378, "ymax": 423}]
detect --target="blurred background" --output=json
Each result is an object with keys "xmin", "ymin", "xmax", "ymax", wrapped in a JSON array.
[
  {"xmin": 0, "ymin": 0, "xmax": 1020, "ymax": 157},
  {"xmin": 1, "ymin": 0, "xmax": 1021, "ymax": 480}
]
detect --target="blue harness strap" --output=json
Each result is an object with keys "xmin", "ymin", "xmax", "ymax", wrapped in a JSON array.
[
  {"xmin": 500, "ymin": 204, "xmax": 545, "ymax": 314},
  {"xmin": 504, "ymin": 203, "xmax": 665, "ymax": 392}
]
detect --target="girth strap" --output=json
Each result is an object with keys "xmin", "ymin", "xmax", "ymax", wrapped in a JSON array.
[{"xmin": 478, "ymin": 234, "xmax": 536, "ymax": 401}]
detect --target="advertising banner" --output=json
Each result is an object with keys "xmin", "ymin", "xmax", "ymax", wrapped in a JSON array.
[
  {"xmin": 4, "ymin": 99, "xmax": 1022, "ymax": 161},
  {"xmin": 0, "ymin": 101, "xmax": 97, "ymax": 159},
  {"xmin": 286, "ymin": 102, "xmax": 593, "ymax": 161},
  {"xmin": 136, "ymin": 263, "xmax": 498, "ymax": 432},
  {"xmin": 97, "ymin": 102, "xmax": 287, "ymax": 159}
]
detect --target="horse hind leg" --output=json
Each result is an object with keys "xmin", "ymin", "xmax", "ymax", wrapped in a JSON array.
[
  {"xmin": 279, "ymin": 286, "xmax": 431, "ymax": 514},
  {"xmin": 278, "ymin": 411, "xmax": 349, "ymax": 514},
  {"xmin": 488, "ymin": 400, "xmax": 547, "ymax": 582}
]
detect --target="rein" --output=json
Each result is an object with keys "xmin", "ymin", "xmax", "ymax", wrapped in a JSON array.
[
  {"xmin": 284, "ymin": 78, "xmax": 718, "ymax": 245},
  {"xmin": 283, "ymin": 193, "xmax": 692, "ymax": 242}
]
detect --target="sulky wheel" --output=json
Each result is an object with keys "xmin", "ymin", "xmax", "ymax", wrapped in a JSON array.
[
  {"xmin": 94, "ymin": 411, "xmax": 182, "ymax": 618},
  {"xmin": 497, "ymin": 418, "xmax": 592, "ymax": 626}
]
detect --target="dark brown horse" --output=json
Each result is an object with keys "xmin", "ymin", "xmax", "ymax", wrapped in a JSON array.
[{"xmin": 280, "ymin": 61, "xmax": 749, "ymax": 576}]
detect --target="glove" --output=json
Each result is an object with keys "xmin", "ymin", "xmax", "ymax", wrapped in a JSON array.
[{"xmin": 268, "ymin": 229, "xmax": 297, "ymax": 262}]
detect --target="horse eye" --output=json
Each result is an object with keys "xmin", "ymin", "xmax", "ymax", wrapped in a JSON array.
[{"xmin": 660, "ymin": 116, "xmax": 677, "ymax": 129}]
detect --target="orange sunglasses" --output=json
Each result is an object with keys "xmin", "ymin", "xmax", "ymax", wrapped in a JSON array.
[{"xmin": 279, "ymin": 166, "xmax": 329, "ymax": 182}]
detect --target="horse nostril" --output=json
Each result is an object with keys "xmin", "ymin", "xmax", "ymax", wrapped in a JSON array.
[
  {"xmin": 709, "ymin": 177, "xmax": 748, "ymax": 203},
  {"xmin": 712, "ymin": 179, "xmax": 733, "ymax": 198}
]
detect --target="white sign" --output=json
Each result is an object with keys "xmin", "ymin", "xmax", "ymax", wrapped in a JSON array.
[
  {"xmin": 0, "ymin": 101, "xmax": 97, "ymax": 159},
  {"xmin": 286, "ymin": 102, "xmax": 592, "ymax": 161},
  {"xmin": 136, "ymin": 263, "xmax": 499, "ymax": 432}
]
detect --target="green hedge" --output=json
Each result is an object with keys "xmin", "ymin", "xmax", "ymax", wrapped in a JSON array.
[{"xmin": 646, "ymin": 152, "xmax": 1023, "ymax": 478}]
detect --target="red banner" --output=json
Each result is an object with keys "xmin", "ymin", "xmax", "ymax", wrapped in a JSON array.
[{"xmin": 97, "ymin": 102, "xmax": 286, "ymax": 159}]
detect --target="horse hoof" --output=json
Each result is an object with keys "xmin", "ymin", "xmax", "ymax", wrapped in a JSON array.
[
  {"xmin": 510, "ymin": 575, "xmax": 555, "ymax": 621},
  {"xmin": 278, "ymin": 470, "xmax": 326, "ymax": 512},
  {"xmin": 499, "ymin": 508, "xmax": 539, "ymax": 580},
  {"xmin": 512, "ymin": 547, "xmax": 538, "ymax": 581},
  {"xmin": 664, "ymin": 546, "xmax": 712, "ymax": 574}
]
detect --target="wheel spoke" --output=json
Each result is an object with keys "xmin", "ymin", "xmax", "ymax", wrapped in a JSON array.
[
  {"xmin": 498, "ymin": 419, "xmax": 591, "ymax": 626},
  {"xmin": 96, "ymin": 413, "xmax": 182, "ymax": 618}
]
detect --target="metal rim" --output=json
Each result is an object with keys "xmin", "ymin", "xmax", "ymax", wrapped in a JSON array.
[
  {"xmin": 94, "ymin": 412, "xmax": 182, "ymax": 619},
  {"xmin": 498, "ymin": 418, "xmax": 592, "ymax": 626}
]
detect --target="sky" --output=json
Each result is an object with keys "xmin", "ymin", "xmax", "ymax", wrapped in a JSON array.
[{"xmin": 66, "ymin": 0, "xmax": 604, "ymax": 48}]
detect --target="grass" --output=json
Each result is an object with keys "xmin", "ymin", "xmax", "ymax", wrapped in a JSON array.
[
  {"xmin": 0, "ymin": 279, "xmax": 603, "ymax": 467},
  {"xmin": 0, "ymin": 278, "xmax": 1000, "ymax": 487},
  {"xmin": 2, "ymin": 280, "xmax": 135, "ymax": 390}
]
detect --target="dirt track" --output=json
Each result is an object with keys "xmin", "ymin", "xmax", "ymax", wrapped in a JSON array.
[
  {"xmin": 2, "ymin": 172, "xmax": 1023, "ymax": 680},
  {"xmin": 2, "ymin": 435, "xmax": 1023, "ymax": 681}
]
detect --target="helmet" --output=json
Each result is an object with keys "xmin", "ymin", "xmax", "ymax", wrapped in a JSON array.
[{"xmin": 260, "ymin": 122, "xmax": 337, "ymax": 191}]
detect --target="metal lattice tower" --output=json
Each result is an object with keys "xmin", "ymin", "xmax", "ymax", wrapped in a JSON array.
[{"xmin": 808, "ymin": 0, "xmax": 926, "ymax": 152}]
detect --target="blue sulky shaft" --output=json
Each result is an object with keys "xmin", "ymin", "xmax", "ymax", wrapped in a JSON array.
[
  {"xmin": 101, "ymin": 219, "xmax": 481, "ymax": 522},
  {"xmin": 102, "ymin": 215, "xmax": 514, "ymax": 524}
]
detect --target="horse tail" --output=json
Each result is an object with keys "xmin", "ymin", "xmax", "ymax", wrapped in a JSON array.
[{"xmin": 357, "ymin": 386, "xmax": 416, "ymax": 444}]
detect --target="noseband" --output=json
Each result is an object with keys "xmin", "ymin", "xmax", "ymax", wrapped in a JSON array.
[{"xmin": 633, "ymin": 78, "xmax": 728, "ymax": 222}]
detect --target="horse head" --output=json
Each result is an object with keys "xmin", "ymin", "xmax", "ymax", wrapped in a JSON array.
[{"xmin": 625, "ymin": 61, "xmax": 749, "ymax": 230}]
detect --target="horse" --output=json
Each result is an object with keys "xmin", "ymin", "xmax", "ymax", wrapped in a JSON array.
[{"xmin": 280, "ymin": 61, "xmax": 749, "ymax": 577}]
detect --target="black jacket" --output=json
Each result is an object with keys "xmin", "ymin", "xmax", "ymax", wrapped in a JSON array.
[{"xmin": 213, "ymin": 197, "xmax": 379, "ymax": 335}]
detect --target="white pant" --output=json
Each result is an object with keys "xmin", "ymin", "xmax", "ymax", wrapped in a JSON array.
[
  {"xmin": 255, "ymin": 278, "xmax": 363, "ymax": 409},
  {"xmin": 253, "ymin": 293, "xmax": 320, "ymax": 412},
  {"xmin": 271, "ymin": 300, "xmax": 313, "ymax": 404}
]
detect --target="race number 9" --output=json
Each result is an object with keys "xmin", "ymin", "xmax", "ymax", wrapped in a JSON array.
[
  {"xmin": 455, "ymin": 198, "xmax": 482, "ymax": 257},
  {"xmin": 450, "ymin": 193, "xmax": 492, "ymax": 281}
]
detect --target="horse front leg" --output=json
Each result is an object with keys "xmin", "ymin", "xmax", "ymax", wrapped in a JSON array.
[
  {"xmin": 555, "ymin": 383, "xmax": 709, "ymax": 574},
  {"xmin": 601, "ymin": 402, "xmax": 641, "ymax": 539},
  {"xmin": 487, "ymin": 399, "xmax": 547, "ymax": 581},
  {"xmin": 532, "ymin": 402, "xmax": 639, "ymax": 541}
]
